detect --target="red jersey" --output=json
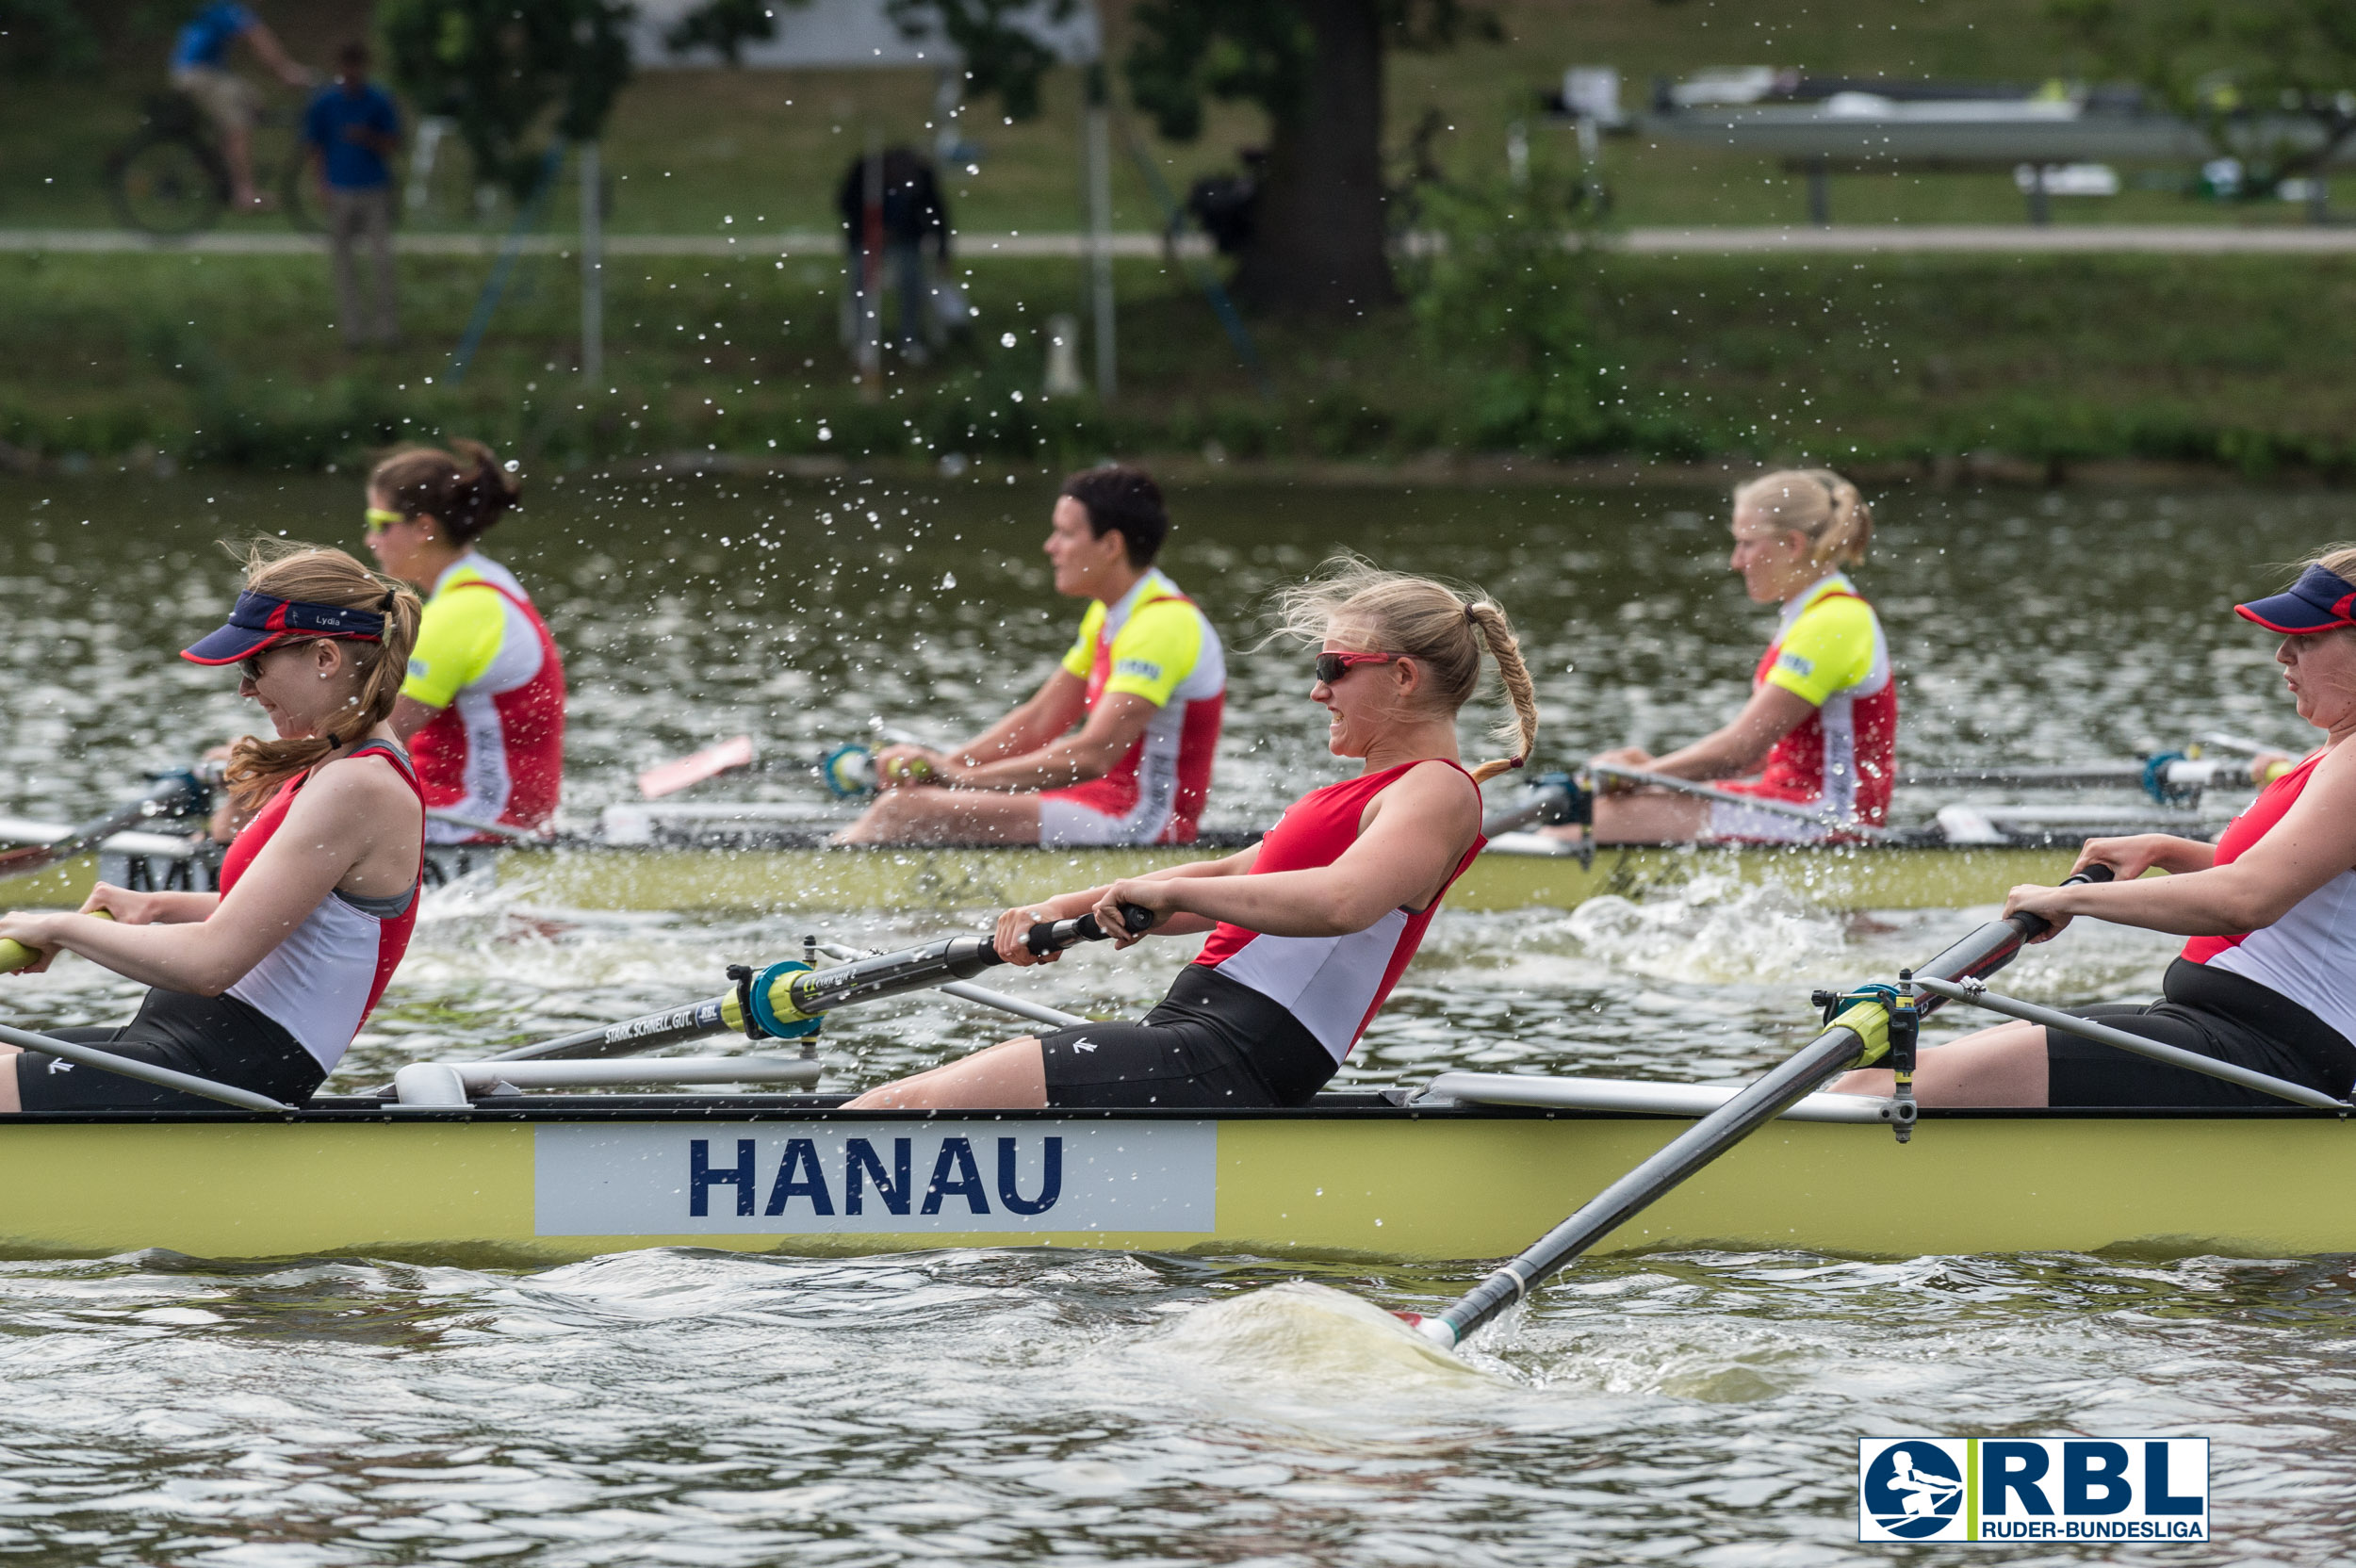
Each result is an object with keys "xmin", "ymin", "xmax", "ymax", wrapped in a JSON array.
[{"xmin": 1195, "ymin": 760, "xmax": 1484, "ymax": 1062}]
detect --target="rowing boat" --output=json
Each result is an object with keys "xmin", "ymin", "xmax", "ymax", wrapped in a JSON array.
[
  {"xmin": 0, "ymin": 801, "xmax": 2214, "ymax": 915},
  {"xmin": 4, "ymin": 1092, "xmax": 2348, "ymax": 1262}
]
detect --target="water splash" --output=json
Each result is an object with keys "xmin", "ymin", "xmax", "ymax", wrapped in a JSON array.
[{"xmin": 1561, "ymin": 874, "xmax": 1848, "ymax": 983}]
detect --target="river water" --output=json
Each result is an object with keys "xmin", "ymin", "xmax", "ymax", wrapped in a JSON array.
[{"xmin": 0, "ymin": 472, "xmax": 2350, "ymax": 1562}]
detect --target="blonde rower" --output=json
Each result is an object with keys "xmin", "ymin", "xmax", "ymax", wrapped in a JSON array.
[{"xmin": 847, "ymin": 562, "xmax": 1537, "ymax": 1111}]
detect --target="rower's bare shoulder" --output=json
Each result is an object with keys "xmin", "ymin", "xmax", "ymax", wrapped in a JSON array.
[
  {"xmin": 299, "ymin": 753, "xmax": 418, "ymax": 821},
  {"xmin": 1379, "ymin": 760, "xmax": 1482, "ymax": 821}
]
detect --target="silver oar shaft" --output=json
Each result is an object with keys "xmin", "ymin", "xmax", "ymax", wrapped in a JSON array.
[
  {"xmin": 1914, "ymin": 976, "xmax": 2347, "ymax": 1109},
  {"xmin": 1588, "ymin": 761, "xmax": 1893, "ymax": 841},
  {"xmin": 815, "ymin": 941, "xmax": 1088, "ymax": 1031}
]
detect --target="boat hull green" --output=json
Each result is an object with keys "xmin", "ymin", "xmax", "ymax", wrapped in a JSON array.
[{"xmin": 0, "ymin": 1102, "xmax": 2346, "ymax": 1264}]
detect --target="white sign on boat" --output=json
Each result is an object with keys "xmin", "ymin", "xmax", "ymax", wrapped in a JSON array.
[{"xmin": 533, "ymin": 1121, "xmax": 1219, "ymax": 1235}]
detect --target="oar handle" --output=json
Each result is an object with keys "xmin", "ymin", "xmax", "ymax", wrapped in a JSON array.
[
  {"xmin": 1021, "ymin": 902, "xmax": 1155, "ymax": 957},
  {"xmin": 0, "ymin": 908, "xmax": 116, "ymax": 976},
  {"xmin": 2011, "ymin": 861, "xmax": 2115, "ymax": 941}
]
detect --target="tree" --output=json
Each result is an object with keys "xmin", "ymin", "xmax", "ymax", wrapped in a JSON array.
[
  {"xmin": 1126, "ymin": 0, "xmax": 1496, "ymax": 315},
  {"xmin": 2053, "ymin": 0, "xmax": 2356, "ymax": 202},
  {"xmin": 666, "ymin": 0, "xmax": 811, "ymax": 67},
  {"xmin": 892, "ymin": 0, "xmax": 1496, "ymax": 316},
  {"xmin": 381, "ymin": 0, "xmax": 636, "ymax": 200}
]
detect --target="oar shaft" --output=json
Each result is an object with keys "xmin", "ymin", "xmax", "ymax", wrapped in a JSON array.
[
  {"xmin": 1589, "ymin": 761, "xmax": 1890, "ymax": 841},
  {"xmin": 1431, "ymin": 1011, "xmax": 1879, "ymax": 1343},
  {"xmin": 487, "ymin": 908, "xmax": 1145, "ymax": 1064},
  {"xmin": 0, "ymin": 775, "xmax": 200, "ymax": 880},
  {"xmin": 1417, "ymin": 868, "xmax": 2113, "ymax": 1350}
]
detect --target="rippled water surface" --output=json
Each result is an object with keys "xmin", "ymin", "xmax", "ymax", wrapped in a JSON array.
[{"xmin": 2, "ymin": 474, "xmax": 2353, "ymax": 1562}]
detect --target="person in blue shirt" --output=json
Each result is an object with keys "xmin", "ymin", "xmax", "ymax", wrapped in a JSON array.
[
  {"xmin": 303, "ymin": 42, "xmax": 402, "ymax": 346},
  {"xmin": 169, "ymin": 3, "xmax": 311, "ymax": 211}
]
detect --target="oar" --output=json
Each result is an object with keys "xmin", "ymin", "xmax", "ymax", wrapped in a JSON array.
[
  {"xmin": 1587, "ymin": 760, "xmax": 1895, "ymax": 842},
  {"xmin": 483, "ymin": 904, "xmax": 1152, "ymax": 1063},
  {"xmin": 811, "ymin": 939, "xmax": 1088, "ymax": 1031},
  {"xmin": 636, "ymin": 738, "xmax": 932, "ymax": 800},
  {"xmin": 1406, "ymin": 866, "xmax": 2115, "ymax": 1352},
  {"xmin": 0, "ymin": 773, "xmax": 205, "ymax": 881}
]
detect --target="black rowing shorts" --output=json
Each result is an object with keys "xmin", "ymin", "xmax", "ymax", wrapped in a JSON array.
[
  {"xmin": 2046, "ymin": 958, "xmax": 2356, "ymax": 1109},
  {"xmin": 1037, "ymin": 965, "xmax": 1339, "ymax": 1110},
  {"xmin": 12, "ymin": 988, "xmax": 323, "ymax": 1113}
]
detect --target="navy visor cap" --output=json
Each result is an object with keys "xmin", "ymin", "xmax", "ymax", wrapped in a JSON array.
[
  {"xmin": 2234, "ymin": 564, "xmax": 2356, "ymax": 636},
  {"xmin": 181, "ymin": 591, "xmax": 386, "ymax": 666}
]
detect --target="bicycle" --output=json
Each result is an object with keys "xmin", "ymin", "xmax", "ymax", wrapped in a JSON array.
[{"xmin": 106, "ymin": 90, "xmax": 322, "ymax": 237}]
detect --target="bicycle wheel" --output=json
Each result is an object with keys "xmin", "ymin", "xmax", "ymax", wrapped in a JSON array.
[{"xmin": 108, "ymin": 134, "xmax": 228, "ymax": 236}]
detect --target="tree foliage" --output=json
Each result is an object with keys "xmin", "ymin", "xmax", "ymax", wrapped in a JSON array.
[
  {"xmin": 666, "ymin": 0, "xmax": 808, "ymax": 66},
  {"xmin": 0, "ymin": 0, "xmax": 101, "ymax": 77},
  {"xmin": 884, "ymin": 0, "xmax": 1078, "ymax": 122},
  {"xmin": 2053, "ymin": 0, "xmax": 2356, "ymax": 189},
  {"xmin": 381, "ymin": 0, "xmax": 635, "ymax": 198},
  {"xmin": 1124, "ymin": 0, "xmax": 1495, "ymax": 139}
]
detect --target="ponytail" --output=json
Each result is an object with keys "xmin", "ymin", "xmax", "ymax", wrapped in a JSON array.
[
  {"xmin": 222, "ymin": 542, "xmax": 423, "ymax": 812},
  {"xmin": 368, "ymin": 437, "xmax": 520, "ymax": 547},
  {"xmin": 1734, "ymin": 467, "xmax": 1873, "ymax": 568},
  {"xmin": 1463, "ymin": 600, "xmax": 1538, "ymax": 785}
]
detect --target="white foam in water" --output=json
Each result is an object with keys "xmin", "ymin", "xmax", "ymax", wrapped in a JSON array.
[
  {"xmin": 1148, "ymin": 1281, "xmax": 1494, "ymax": 1388},
  {"xmin": 1561, "ymin": 874, "xmax": 1849, "ymax": 983}
]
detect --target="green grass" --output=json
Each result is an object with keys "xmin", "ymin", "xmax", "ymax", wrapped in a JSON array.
[
  {"xmin": 0, "ymin": 0, "xmax": 2331, "ymax": 237},
  {"xmin": 8, "ymin": 247, "xmax": 2355, "ymax": 477}
]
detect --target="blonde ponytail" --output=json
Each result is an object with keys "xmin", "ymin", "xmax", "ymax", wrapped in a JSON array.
[
  {"xmin": 1274, "ymin": 558, "xmax": 1539, "ymax": 783},
  {"xmin": 222, "ymin": 542, "xmax": 423, "ymax": 812},
  {"xmin": 1734, "ymin": 467, "xmax": 1873, "ymax": 567}
]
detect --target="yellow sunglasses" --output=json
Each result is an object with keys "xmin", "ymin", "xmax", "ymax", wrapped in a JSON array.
[{"xmin": 364, "ymin": 507, "xmax": 405, "ymax": 534}]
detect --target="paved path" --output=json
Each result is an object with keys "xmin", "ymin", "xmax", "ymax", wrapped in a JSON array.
[{"xmin": 6, "ymin": 224, "xmax": 2355, "ymax": 257}]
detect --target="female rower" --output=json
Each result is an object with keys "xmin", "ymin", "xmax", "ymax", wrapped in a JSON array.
[
  {"xmin": 365, "ymin": 440, "xmax": 566, "ymax": 841},
  {"xmin": 1837, "ymin": 547, "xmax": 2356, "ymax": 1107},
  {"xmin": 0, "ymin": 546, "xmax": 425, "ymax": 1111},
  {"xmin": 1565, "ymin": 468, "xmax": 1894, "ymax": 843},
  {"xmin": 845, "ymin": 562, "xmax": 1538, "ymax": 1111}
]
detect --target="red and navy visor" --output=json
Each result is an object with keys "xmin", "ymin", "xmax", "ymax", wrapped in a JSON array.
[
  {"xmin": 2234, "ymin": 564, "xmax": 2356, "ymax": 636},
  {"xmin": 181, "ymin": 591, "xmax": 386, "ymax": 666}
]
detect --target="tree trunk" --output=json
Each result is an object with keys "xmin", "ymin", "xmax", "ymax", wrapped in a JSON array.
[{"xmin": 1232, "ymin": 0, "xmax": 1394, "ymax": 316}]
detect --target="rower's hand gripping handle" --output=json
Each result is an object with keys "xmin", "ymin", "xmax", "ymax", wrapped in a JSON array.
[
  {"xmin": 1022, "ymin": 902, "xmax": 1155, "ymax": 957},
  {"xmin": 2011, "ymin": 861, "xmax": 2115, "ymax": 942}
]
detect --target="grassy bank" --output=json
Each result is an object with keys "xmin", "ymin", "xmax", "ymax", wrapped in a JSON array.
[
  {"xmin": 7, "ymin": 247, "xmax": 2356, "ymax": 479},
  {"xmin": 3, "ymin": 0, "xmax": 2331, "ymax": 239}
]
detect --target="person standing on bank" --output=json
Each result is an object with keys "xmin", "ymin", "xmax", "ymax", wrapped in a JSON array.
[
  {"xmin": 1836, "ymin": 547, "xmax": 2356, "ymax": 1108},
  {"xmin": 0, "ymin": 546, "xmax": 424, "ymax": 1112},
  {"xmin": 303, "ymin": 41, "xmax": 401, "ymax": 348},
  {"xmin": 836, "ymin": 466, "xmax": 1225, "ymax": 848},
  {"xmin": 365, "ymin": 442, "xmax": 566, "ymax": 842}
]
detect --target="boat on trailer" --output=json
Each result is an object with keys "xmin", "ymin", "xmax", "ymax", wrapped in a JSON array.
[
  {"xmin": 5, "ymin": 1086, "xmax": 2350, "ymax": 1263},
  {"xmin": 0, "ymin": 799, "xmax": 2217, "ymax": 915}
]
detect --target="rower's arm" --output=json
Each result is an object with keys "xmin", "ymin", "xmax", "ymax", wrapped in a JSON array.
[
  {"xmin": 9, "ymin": 765, "xmax": 403, "ymax": 995},
  {"xmin": 2033, "ymin": 747, "xmax": 2356, "ymax": 936},
  {"xmin": 1124, "ymin": 763, "xmax": 1478, "ymax": 939},
  {"xmin": 945, "ymin": 692, "xmax": 1153, "ymax": 792},
  {"xmin": 994, "ymin": 846, "xmax": 1261, "ymax": 959},
  {"xmin": 1638, "ymin": 684, "xmax": 1817, "ymax": 781},
  {"xmin": 948, "ymin": 668, "xmax": 1090, "ymax": 769}
]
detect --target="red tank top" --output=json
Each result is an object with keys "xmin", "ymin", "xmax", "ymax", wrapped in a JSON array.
[
  {"xmin": 221, "ymin": 741, "xmax": 424, "ymax": 1069},
  {"xmin": 1195, "ymin": 760, "xmax": 1485, "ymax": 1062},
  {"xmin": 409, "ymin": 578, "xmax": 567, "ymax": 834}
]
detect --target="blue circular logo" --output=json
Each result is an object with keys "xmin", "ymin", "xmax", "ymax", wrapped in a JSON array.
[{"xmin": 1864, "ymin": 1443, "xmax": 1964, "ymax": 1538}]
